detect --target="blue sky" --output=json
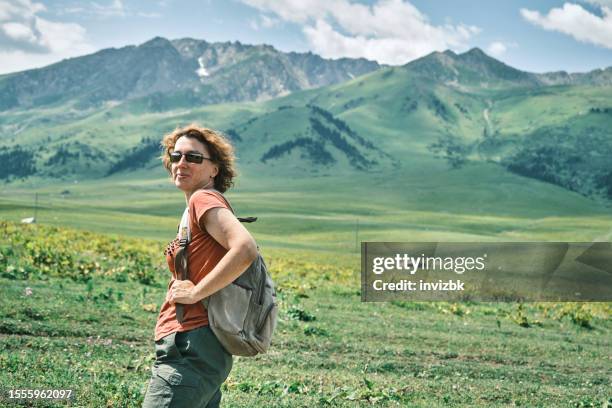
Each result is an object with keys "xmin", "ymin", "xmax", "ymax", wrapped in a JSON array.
[{"xmin": 1, "ymin": 0, "xmax": 611, "ymax": 74}]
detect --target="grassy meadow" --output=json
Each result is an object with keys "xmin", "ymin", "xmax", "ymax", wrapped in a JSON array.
[
  {"xmin": 0, "ymin": 221, "xmax": 610, "ymax": 407},
  {"xmin": 2, "ymin": 155, "xmax": 612, "ymax": 246}
]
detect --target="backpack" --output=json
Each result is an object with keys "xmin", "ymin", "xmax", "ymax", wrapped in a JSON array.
[{"xmin": 175, "ymin": 190, "xmax": 277, "ymax": 356}]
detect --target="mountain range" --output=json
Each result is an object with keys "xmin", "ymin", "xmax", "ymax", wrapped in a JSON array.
[
  {"xmin": 0, "ymin": 37, "xmax": 611, "ymax": 202},
  {"xmin": 0, "ymin": 36, "xmax": 379, "ymax": 110}
]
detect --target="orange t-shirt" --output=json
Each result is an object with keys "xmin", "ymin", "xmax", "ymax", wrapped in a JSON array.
[{"xmin": 154, "ymin": 189, "xmax": 230, "ymax": 341}]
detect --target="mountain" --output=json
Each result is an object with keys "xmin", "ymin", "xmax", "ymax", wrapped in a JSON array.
[
  {"xmin": 0, "ymin": 36, "xmax": 380, "ymax": 110},
  {"xmin": 1, "ymin": 46, "xmax": 611, "ymax": 202},
  {"xmin": 534, "ymin": 67, "xmax": 612, "ymax": 86},
  {"xmin": 405, "ymin": 48, "xmax": 612, "ymax": 88},
  {"xmin": 405, "ymin": 48, "xmax": 537, "ymax": 87}
]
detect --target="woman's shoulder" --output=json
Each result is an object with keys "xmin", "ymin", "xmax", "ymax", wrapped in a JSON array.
[
  {"xmin": 189, "ymin": 189, "xmax": 229, "ymax": 209},
  {"xmin": 190, "ymin": 188, "xmax": 223, "ymax": 201},
  {"xmin": 189, "ymin": 189, "xmax": 232, "ymax": 229}
]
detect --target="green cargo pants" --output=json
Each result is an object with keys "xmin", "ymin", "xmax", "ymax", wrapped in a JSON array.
[{"xmin": 142, "ymin": 325, "xmax": 233, "ymax": 408}]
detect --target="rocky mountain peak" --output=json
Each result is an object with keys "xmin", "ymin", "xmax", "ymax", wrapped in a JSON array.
[
  {"xmin": 404, "ymin": 47, "xmax": 535, "ymax": 86},
  {"xmin": 0, "ymin": 36, "xmax": 381, "ymax": 110},
  {"xmin": 141, "ymin": 36, "xmax": 173, "ymax": 48}
]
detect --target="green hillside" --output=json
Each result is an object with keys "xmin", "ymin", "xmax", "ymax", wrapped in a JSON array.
[
  {"xmin": 1, "ymin": 48, "xmax": 612, "ymax": 247},
  {"xmin": 4, "ymin": 49, "xmax": 611, "ymax": 202}
]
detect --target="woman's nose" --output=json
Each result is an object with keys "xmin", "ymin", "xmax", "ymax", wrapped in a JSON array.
[{"xmin": 177, "ymin": 155, "xmax": 189, "ymax": 166}]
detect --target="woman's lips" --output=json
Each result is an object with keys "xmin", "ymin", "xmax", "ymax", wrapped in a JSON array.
[{"xmin": 176, "ymin": 174, "xmax": 190, "ymax": 180}]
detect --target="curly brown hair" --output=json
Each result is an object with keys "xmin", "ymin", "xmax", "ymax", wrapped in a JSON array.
[{"xmin": 161, "ymin": 124, "xmax": 237, "ymax": 193}]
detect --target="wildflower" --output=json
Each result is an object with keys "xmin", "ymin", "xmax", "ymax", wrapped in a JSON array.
[{"xmin": 24, "ymin": 287, "xmax": 33, "ymax": 296}]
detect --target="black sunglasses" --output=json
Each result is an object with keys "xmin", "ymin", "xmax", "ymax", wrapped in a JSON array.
[{"xmin": 169, "ymin": 151, "xmax": 212, "ymax": 164}]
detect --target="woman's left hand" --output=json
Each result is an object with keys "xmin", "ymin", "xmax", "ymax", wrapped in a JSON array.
[{"xmin": 168, "ymin": 280, "xmax": 199, "ymax": 304}]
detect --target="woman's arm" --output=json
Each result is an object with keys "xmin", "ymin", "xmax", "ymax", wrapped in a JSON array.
[{"xmin": 169, "ymin": 207, "xmax": 258, "ymax": 305}]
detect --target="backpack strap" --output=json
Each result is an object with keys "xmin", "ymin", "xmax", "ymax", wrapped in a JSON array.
[
  {"xmin": 178, "ymin": 206, "xmax": 191, "ymax": 246},
  {"xmin": 174, "ymin": 207, "xmax": 190, "ymax": 323},
  {"xmin": 202, "ymin": 189, "xmax": 258, "ymax": 224}
]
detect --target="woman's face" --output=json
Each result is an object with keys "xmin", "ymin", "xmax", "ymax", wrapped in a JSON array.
[{"xmin": 171, "ymin": 136, "xmax": 218, "ymax": 193}]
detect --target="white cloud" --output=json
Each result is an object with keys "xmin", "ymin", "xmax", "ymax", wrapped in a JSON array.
[
  {"xmin": 0, "ymin": 0, "xmax": 44, "ymax": 20},
  {"xmin": 36, "ymin": 17, "xmax": 89, "ymax": 52},
  {"xmin": 250, "ymin": 13, "xmax": 281, "ymax": 31},
  {"xmin": 241, "ymin": 0, "xmax": 328, "ymax": 24},
  {"xmin": 260, "ymin": 14, "xmax": 280, "ymax": 28},
  {"xmin": 487, "ymin": 41, "xmax": 507, "ymax": 57},
  {"xmin": 91, "ymin": 0, "xmax": 126, "ymax": 18},
  {"xmin": 521, "ymin": 3, "xmax": 612, "ymax": 49},
  {"xmin": 240, "ymin": 0, "xmax": 481, "ymax": 65},
  {"xmin": 2, "ymin": 22, "xmax": 37, "ymax": 43},
  {"xmin": 61, "ymin": 0, "xmax": 159, "ymax": 19},
  {"xmin": 0, "ymin": 0, "xmax": 94, "ymax": 74},
  {"xmin": 486, "ymin": 41, "xmax": 518, "ymax": 57}
]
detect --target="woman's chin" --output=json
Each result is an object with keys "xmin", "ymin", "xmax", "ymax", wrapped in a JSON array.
[{"xmin": 174, "ymin": 179, "xmax": 190, "ymax": 191}]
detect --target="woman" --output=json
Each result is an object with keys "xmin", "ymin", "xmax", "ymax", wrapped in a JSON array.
[{"xmin": 142, "ymin": 125, "xmax": 258, "ymax": 408}]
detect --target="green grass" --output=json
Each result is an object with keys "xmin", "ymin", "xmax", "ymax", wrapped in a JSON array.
[
  {"xmin": 0, "ymin": 220, "xmax": 611, "ymax": 406},
  {"xmin": 1, "ymin": 276, "xmax": 610, "ymax": 407}
]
